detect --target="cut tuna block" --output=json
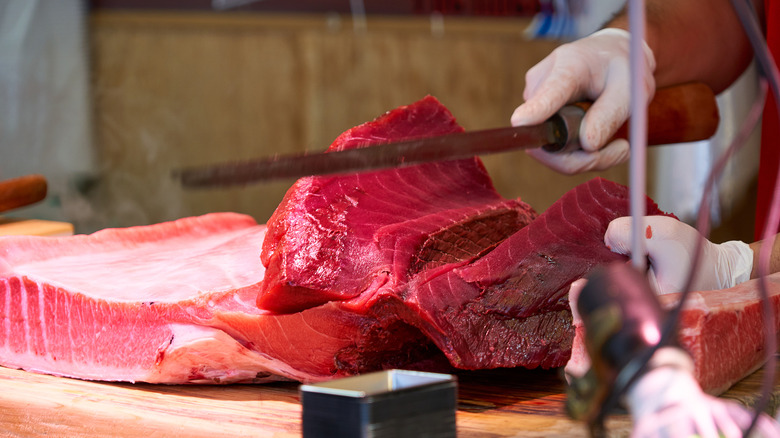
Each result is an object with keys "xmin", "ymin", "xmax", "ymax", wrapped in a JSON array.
[
  {"xmin": 666, "ymin": 276, "xmax": 780, "ymax": 394},
  {"xmin": 259, "ymin": 95, "xmax": 537, "ymax": 314},
  {"xmin": 386, "ymin": 177, "xmax": 674, "ymax": 370},
  {"xmin": 0, "ymin": 213, "xmax": 453, "ymax": 383},
  {"xmin": 566, "ymin": 275, "xmax": 780, "ymax": 395}
]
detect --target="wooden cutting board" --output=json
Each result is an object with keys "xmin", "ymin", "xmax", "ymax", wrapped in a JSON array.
[{"xmin": 0, "ymin": 364, "xmax": 776, "ymax": 437}]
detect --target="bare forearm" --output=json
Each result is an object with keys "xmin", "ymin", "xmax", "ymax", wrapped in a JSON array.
[
  {"xmin": 606, "ymin": 0, "xmax": 757, "ymax": 93},
  {"xmin": 749, "ymin": 237, "xmax": 780, "ymax": 278}
]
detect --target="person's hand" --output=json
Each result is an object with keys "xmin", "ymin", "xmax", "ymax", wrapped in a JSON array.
[
  {"xmin": 510, "ymin": 28, "xmax": 655, "ymax": 174},
  {"xmin": 605, "ymin": 216, "xmax": 753, "ymax": 294},
  {"xmin": 563, "ymin": 279, "xmax": 590, "ymax": 382},
  {"xmin": 627, "ymin": 352, "xmax": 780, "ymax": 438}
]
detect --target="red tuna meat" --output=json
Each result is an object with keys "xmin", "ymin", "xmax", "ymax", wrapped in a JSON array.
[
  {"xmin": 0, "ymin": 213, "xmax": 451, "ymax": 383},
  {"xmin": 258, "ymin": 96, "xmax": 674, "ymax": 372},
  {"xmin": 567, "ymin": 275, "xmax": 780, "ymax": 395},
  {"xmin": 376, "ymin": 177, "xmax": 675, "ymax": 370},
  {"xmin": 0, "ymin": 213, "xmax": 278, "ymax": 383},
  {"xmin": 668, "ymin": 277, "xmax": 780, "ymax": 394},
  {"xmin": 259, "ymin": 95, "xmax": 537, "ymax": 313}
]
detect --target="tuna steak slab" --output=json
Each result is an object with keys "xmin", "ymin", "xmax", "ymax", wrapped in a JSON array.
[
  {"xmin": 259, "ymin": 95, "xmax": 537, "ymax": 314},
  {"xmin": 567, "ymin": 274, "xmax": 780, "ymax": 395},
  {"xmin": 0, "ymin": 213, "xmax": 276, "ymax": 383},
  {"xmin": 259, "ymin": 96, "xmax": 673, "ymax": 372},
  {"xmin": 670, "ymin": 276, "xmax": 780, "ymax": 394},
  {"xmin": 0, "ymin": 212, "xmax": 460, "ymax": 383}
]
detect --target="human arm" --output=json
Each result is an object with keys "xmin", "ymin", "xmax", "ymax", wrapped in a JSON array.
[
  {"xmin": 750, "ymin": 236, "xmax": 780, "ymax": 279},
  {"xmin": 604, "ymin": 216, "xmax": 758, "ymax": 294},
  {"xmin": 607, "ymin": 0, "xmax": 757, "ymax": 94},
  {"xmin": 512, "ymin": 0, "xmax": 759, "ymax": 174},
  {"xmin": 626, "ymin": 350, "xmax": 780, "ymax": 438}
]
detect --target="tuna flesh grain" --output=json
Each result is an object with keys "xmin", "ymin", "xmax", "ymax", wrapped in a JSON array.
[
  {"xmin": 567, "ymin": 274, "xmax": 780, "ymax": 395},
  {"xmin": 0, "ymin": 212, "xmax": 458, "ymax": 384}
]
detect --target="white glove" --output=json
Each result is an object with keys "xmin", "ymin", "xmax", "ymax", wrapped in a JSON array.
[
  {"xmin": 510, "ymin": 28, "xmax": 656, "ymax": 174},
  {"xmin": 605, "ymin": 216, "xmax": 753, "ymax": 294},
  {"xmin": 627, "ymin": 350, "xmax": 780, "ymax": 438},
  {"xmin": 563, "ymin": 279, "xmax": 590, "ymax": 382}
]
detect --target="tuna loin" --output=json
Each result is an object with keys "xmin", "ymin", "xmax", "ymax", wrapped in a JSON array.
[
  {"xmin": 375, "ymin": 177, "xmax": 674, "ymax": 370},
  {"xmin": 669, "ymin": 278, "xmax": 780, "ymax": 394},
  {"xmin": 566, "ymin": 275, "xmax": 780, "ymax": 395},
  {"xmin": 0, "ymin": 213, "xmax": 456, "ymax": 383},
  {"xmin": 259, "ymin": 95, "xmax": 673, "ymax": 372},
  {"xmin": 259, "ymin": 95, "xmax": 537, "ymax": 314}
]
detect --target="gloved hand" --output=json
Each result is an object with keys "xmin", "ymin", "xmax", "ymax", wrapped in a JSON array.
[
  {"xmin": 563, "ymin": 278, "xmax": 590, "ymax": 382},
  {"xmin": 510, "ymin": 28, "xmax": 656, "ymax": 174},
  {"xmin": 626, "ymin": 349, "xmax": 780, "ymax": 438},
  {"xmin": 605, "ymin": 216, "xmax": 754, "ymax": 294}
]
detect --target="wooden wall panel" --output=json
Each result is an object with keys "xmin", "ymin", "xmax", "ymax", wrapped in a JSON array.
[{"xmin": 89, "ymin": 12, "xmax": 628, "ymax": 229}]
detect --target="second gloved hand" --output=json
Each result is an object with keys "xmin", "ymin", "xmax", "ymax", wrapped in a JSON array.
[
  {"xmin": 511, "ymin": 28, "xmax": 656, "ymax": 174},
  {"xmin": 627, "ymin": 348, "xmax": 780, "ymax": 438},
  {"xmin": 604, "ymin": 216, "xmax": 753, "ymax": 294}
]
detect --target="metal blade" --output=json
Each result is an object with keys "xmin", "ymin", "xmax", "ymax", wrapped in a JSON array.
[{"xmin": 175, "ymin": 117, "xmax": 571, "ymax": 189}]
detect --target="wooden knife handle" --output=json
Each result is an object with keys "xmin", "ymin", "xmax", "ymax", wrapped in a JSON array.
[
  {"xmin": 0, "ymin": 174, "xmax": 48, "ymax": 214},
  {"xmin": 640, "ymin": 81, "xmax": 720, "ymax": 145},
  {"xmin": 574, "ymin": 82, "xmax": 720, "ymax": 146}
]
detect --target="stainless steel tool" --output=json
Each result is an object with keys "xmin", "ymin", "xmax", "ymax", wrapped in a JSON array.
[
  {"xmin": 300, "ymin": 369, "xmax": 457, "ymax": 438},
  {"xmin": 175, "ymin": 105, "xmax": 582, "ymax": 188}
]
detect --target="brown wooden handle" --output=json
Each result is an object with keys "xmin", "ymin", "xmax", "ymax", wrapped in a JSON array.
[
  {"xmin": 574, "ymin": 82, "xmax": 720, "ymax": 146},
  {"xmin": 644, "ymin": 82, "xmax": 720, "ymax": 145},
  {"xmin": 0, "ymin": 175, "xmax": 48, "ymax": 214}
]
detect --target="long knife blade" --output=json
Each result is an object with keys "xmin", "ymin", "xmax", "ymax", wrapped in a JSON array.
[{"xmin": 175, "ymin": 107, "xmax": 581, "ymax": 188}]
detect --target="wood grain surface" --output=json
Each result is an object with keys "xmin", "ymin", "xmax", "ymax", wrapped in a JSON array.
[
  {"xmin": 0, "ymin": 363, "xmax": 777, "ymax": 437},
  {"xmin": 0, "ymin": 218, "xmax": 74, "ymax": 237}
]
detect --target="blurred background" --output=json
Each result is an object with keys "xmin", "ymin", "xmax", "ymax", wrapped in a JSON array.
[{"xmin": 0, "ymin": 0, "xmax": 761, "ymax": 243}]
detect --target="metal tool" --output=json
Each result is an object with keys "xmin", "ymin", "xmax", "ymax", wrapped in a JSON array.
[
  {"xmin": 300, "ymin": 369, "xmax": 457, "ymax": 438},
  {"xmin": 174, "ymin": 83, "xmax": 719, "ymax": 189},
  {"xmin": 175, "ymin": 106, "xmax": 580, "ymax": 188}
]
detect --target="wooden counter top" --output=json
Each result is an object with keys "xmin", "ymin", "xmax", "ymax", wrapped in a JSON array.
[{"xmin": 1, "ymin": 364, "xmax": 776, "ymax": 437}]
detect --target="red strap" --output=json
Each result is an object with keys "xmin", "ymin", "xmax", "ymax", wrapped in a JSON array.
[{"xmin": 756, "ymin": 0, "xmax": 780, "ymax": 239}]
